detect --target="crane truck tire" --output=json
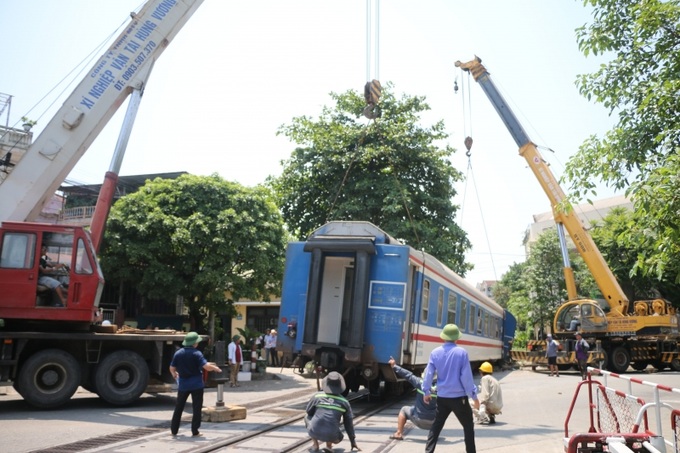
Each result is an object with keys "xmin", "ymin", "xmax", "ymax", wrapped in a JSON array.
[
  {"xmin": 94, "ymin": 350, "xmax": 149, "ymax": 406},
  {"xmin": 652, "ymin": 360, "xmax": 667, "ymax": 371},
  {"xmin": 608, "ymin": 346, "xmax": 631, "ymax": 373},
  {"xmin": 671, "ymin": 357, "xmax": 680, "ymax": 372},
  {"xmin": 631, "ymin": 361, "xmax": 649, "ymax": 371},
  {"xmin": 17, "ymin": 349, "xmax": 80, "ymax": 409}
]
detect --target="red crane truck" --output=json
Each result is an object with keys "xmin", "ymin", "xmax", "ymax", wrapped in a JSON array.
[{"xmin": 0, "ymin": 0, "xmax": 204, "ymax": 408}]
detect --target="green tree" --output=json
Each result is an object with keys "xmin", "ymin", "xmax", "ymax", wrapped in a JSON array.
[
  {"xmin": 501, "ymin": 228, "xmax": 595, "ymax": 338},
  {"xmin": 493, "ymin": 261, "xmax": 531, "ymax": 346},
  {"xmin": 524, "ymin": 229, "xmax": 569, "ymax": 338},
  {"xmin": 565, "ymin": 0, "xmax": 680, "ymax": 282},
  {"xmin": 589, "ymin": 207, "xmax": 680, "ymax": 305},
  {"xmin": 269, "ymin": 84, "xmax": 471, "ymax": 274},
  {"xmin": 101, "ymin": 174, "xmax": 288, "ymax": 338}
]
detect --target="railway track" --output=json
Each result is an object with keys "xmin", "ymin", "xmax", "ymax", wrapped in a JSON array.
[{"xmin": 31, "ymin": 388, "xmax": 408, "ymax": 453}]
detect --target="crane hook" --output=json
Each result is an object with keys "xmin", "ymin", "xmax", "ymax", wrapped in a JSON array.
[
  {"xmin": 464, "ymin": 136, "xmax": 473, "ymax": 156},
  {"xmin": 364, "ymin": 79, "xmax": 382, "ymax": 119}
]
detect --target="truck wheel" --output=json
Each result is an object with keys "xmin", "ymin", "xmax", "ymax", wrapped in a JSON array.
[
  {"xmin": 652, "ymin": 360, "xmax": 667, "ymax": 371},
  {"xmin": 631, "ymin": 361, "xmax": 649, "ymax": 371},
  {"xmin": 95, "ymin": 351, "xmax": 149, "ymax": 406},
  {"xmin": 17, "ymin": 349, "xmax": 80, "ymax": 409},
  {"xmin": 608, "ymin": 346, "xmax": 630, "ymax": 373},
  {"xmin": 671, "ymin": 357, "xmax": 680, "ymax": 372}
]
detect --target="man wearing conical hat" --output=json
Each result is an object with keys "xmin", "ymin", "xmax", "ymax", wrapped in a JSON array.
[{"xmin": 422, "ymin": 324, "xmax": 479, "ymax": 453}]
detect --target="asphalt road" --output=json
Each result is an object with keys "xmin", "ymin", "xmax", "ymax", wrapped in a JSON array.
[{"xmin": 2, "ymin": 366, "xmax": 679, "ymax": 453}]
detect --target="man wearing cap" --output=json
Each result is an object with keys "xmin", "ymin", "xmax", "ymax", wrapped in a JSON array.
[
  {"xmin": 304, "ymin": 371, "xmax": 360, "ymax": 452},
  {"xmin": 169, "ymin": 332, "xmax": 221, "ymax": 437},
  {"xmin": 574, "ymin": 332, "xmax": 590, "ymax": 380},
  {"xmin": 474, "ymin": 362, "xmax": 503, "ymax": 425},
  {"xmin": 422, "ymin": 323, "xmax": 479, "ymax": 453},
  {"xmin": 228, "ymin": 335, "xmax": 243, "ymax": 387}
]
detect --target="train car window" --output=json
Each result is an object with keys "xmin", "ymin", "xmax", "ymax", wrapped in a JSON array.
[
  {"xmin": 496, "ymin": 317, "xmax": 501, "ymax": 339},
  {"xmin": 447, "ymin": 292, "xmax": 457, "ymax": 324},
  {"xmin": 469, "ymin": 304, "xmax": 476, "ymax": 334},
  {"xmin": 421, "ymin": 279, "xmax": 430, "ymax": 323},
  {"xmin": 436, "ymin": 287, "xmax": 444, "ymax": 326},
  {"xmin": 477, "ymin": 309, "xmax": 483, "ymax": 335},
  {"xmin": 484, "ymin": 311, "xmax": 489, "ymax": 337},
  {"xmin": 460, "ymin": 299, "xmax": 467, "ymax": 330}
]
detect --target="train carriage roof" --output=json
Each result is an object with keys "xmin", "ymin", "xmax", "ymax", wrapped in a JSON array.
[
  {"xmin": 305, "ymin": 221, "xmax": 504, "ymax": 314},
  {"xmin": 307, "ymin": 221, "xmax": 402, "ymax": 245}
]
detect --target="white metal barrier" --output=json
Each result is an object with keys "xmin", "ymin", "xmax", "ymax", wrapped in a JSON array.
[{"xmin": 563, "ymin": 367, "xmax": 680, "ymax": 453}]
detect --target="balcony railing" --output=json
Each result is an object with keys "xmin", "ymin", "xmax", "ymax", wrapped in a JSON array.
[{"xmin": 60, "ymin": 205, "xmax": 96, "ymax": 222}]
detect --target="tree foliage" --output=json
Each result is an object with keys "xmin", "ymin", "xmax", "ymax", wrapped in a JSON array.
[
  {"xmin": 269, "ymin": 84, "xmax": 471, "ymax": 274},
  {"xmin": 493, "ymin": 262, "xmax": 531, "ymax": 345},
  {"xmin": 524, "ymin": 230, "xmax": 570, "ymax": 337},
  {"xmin": 565, "ymin": 0, "xmax": 680, "ymax": 282},
  {"xmin": 498, "ymin": 229, "xmax": 597, "ymax": 338},
  {"xmin": 589, "ymin": 207, "xmax": 680, "ymax": 305},
  {"xmin": 101, "ymin": 174, "xmax": 288, "ymax": 328},
  {"xmin": 501, "ymin": 207, "xmax": 680, "ymax": 338}
]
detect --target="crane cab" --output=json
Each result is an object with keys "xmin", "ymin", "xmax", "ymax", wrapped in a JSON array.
[
  {"xmin": 0, "ymin": 222, "xmax": 104, "ymax": 326},
  {"xmin": 555, "ymin": 300, "xmax": 609, "ymax": 336}
]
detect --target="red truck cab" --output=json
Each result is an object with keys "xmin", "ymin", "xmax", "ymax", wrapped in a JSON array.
[{"xmin": 0, "ymin": 222, "xmax": 104, "ymax": 325}]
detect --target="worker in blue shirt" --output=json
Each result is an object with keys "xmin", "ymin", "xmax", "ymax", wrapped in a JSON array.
[
  {"xmin": 169, "ymin": 332, "xmax": 221, "ymax": 437},
  {"xmin": 422, "ymin": 324, "xmax": 480, "ymax": 453},
  {"xmin": 388, "ymin": 357, "xmax": 437, "ymax": 440}
]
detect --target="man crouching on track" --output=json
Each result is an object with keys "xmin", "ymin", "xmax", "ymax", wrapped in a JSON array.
[{"xmin": 304, "ymin": 371, "xmax": 361, "ymax": 452}]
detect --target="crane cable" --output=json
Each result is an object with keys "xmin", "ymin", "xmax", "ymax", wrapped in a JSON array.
[
  {"xmin": 329, "ymin": 0, "xmax": 421, "ymax": 247},
  {"xmin": 457, "ymin": 68, "xmax": 498, "ymax": 281}
]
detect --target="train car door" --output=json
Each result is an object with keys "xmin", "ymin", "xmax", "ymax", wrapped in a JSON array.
[
  {"xmin": 317, "ymin": 256, "xmax": 353, "ymax": 344},
  {"xmin": 401, "ymin": 264, "xmax": 419, "ymax": 362}
]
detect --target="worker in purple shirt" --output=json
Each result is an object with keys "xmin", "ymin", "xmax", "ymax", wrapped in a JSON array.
[{"xmin": 422, "ymin": 324, "xmax": 480, "ymax": 453}]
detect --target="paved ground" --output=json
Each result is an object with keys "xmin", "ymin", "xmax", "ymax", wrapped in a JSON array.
[{"xmin": 2, "ymin": 365, "xmax": 678, "ymax": 452}]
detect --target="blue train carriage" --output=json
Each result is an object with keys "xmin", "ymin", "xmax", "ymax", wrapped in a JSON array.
[
  {"xmin": 277, "ymin": 221, "xmax": 516, "ymax": 395},
  {"xmin": 413, "ymin": 252, "xmax": 517, "ymax": 370}
]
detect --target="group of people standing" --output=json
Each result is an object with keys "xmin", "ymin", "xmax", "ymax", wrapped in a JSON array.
[
  {"xmin": 304, "ymin": 323, "xmax": 503, "ymax": 453},
  {"xmin": 167, "ymin": 324, "xmax": 503, "ymax": 452},
  {"xmin": 546, "ymin": 331, "xmax": 590, "ymax": 380}
]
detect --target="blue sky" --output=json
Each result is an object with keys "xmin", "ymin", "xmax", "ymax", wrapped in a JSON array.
[{"xmin": 1, "ymin": 0, "xmax": 618, "ymax": 285}]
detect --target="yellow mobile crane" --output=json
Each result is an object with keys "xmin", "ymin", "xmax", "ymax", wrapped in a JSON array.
[{"xmin": 456, "ymin": 57, "xmax": 680, "ymax": 373}]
